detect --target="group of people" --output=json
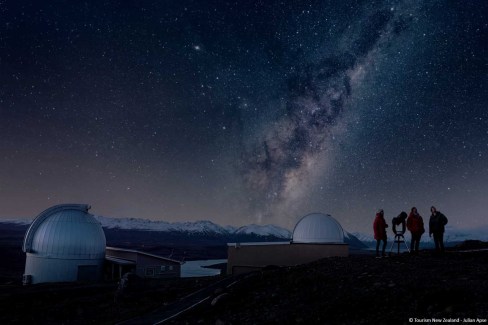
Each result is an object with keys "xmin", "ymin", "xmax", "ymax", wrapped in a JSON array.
[{"xmin": 373, "ymin": 206, "xmax": 448, "ymax": 257}]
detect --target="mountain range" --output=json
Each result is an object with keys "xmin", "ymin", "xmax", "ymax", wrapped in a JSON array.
[
  {"xmin": 0, "ymin": 215, "xmax": 367, "ymax": 249},
  {"xmin": 3, "ymin": 215, "xmax": 485, "ymax": 248},
  {"xmin": 94, "ymin": 215, "xmax": 292, "ymax": 238},
  {"xmin": 95, "ymin": 216, "xmax": 369, "ymax": 248}
]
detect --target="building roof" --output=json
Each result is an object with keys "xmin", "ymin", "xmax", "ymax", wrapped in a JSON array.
[
  {"xmin": 227, "ymin": 242, "xmax": 291, "ymax": 246},
  {"xmin": 105, "ymin": 256, "xmax": 136, "ymax": 265},
  {"xmin": 292, "ymin": 213, "xmax": 345, "ymax": 244},
  {"xmin": 106, "ymin": 246, "xmax": 183, "ymax": 265},
  {"xmin": 23, "ymin": 204, "xmax": 106, "ymax": 259}
]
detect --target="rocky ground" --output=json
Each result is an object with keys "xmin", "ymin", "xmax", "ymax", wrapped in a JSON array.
[
  {"xmin": 169, "ymin": 247, "xmax": 488, "ymax": 324},
  {"xmin": 0, "ymin": 276, "xmax": 220, "ymax": 324}
]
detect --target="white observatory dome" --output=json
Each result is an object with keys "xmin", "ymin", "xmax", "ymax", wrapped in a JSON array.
[
  {"xmin": 292, "ymin": 213, "xmax": 344, "ymax": 244},
  {"xmin": 23, "ymin": 204, "xmax": 106, "ymax": 284}
]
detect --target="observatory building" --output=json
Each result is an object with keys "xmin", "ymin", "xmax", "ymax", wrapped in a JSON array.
[
  {"xmin": 292, "ymin": 212, "xmax": 345, "ymax": 243},
  {"xmin": 227, "ymin": 213, "xmax": 348, "ymax": 275},
  {"xmin": 23, "ymin": 204, "xmax": 106, "ymax": 285}
]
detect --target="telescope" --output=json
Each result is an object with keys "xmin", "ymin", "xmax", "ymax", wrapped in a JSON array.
[
  {"xmin": 392, "ymin": 211, "xmax": 407, "ymax": 235},
  {"xmin": 389, "ymin": 212, "xmax": 410, "ymax": 254}
]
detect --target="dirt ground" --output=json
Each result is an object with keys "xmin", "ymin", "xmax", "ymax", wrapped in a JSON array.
[
  {"xmin": 0, "ymin": 273, "xmax": 221, "ymax": 324},
  {"xmin": 169, "ymin": 248, "xmax": 488, "ymax": 324}
]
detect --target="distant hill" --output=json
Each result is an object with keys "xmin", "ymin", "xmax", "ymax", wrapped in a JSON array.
[
  {"xmin": 94, "ymin": 215, "xmax": 368, "ymax": 249},
  {"xmin": 94, "ymin": 215, "xmax": 292, "ymax": 239}
]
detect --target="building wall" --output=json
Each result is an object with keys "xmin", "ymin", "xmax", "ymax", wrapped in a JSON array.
[
  {"xmin": 135, "ymin": 255, "xmax": 181, "ymax": 278},
  {"xmin": 105, "ymin": 248, "xmax": 181, "ymax": 278},
  {"xmin": 227, "ymin": 243, "xmax": 348, "ymax": 275},
  {"xmin": 24, "ymin": 253, "xmax": 104, "ymax": 284}
]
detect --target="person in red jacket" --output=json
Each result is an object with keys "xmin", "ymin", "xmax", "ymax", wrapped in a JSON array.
[
  {"xmin": 373, "ymin": 209, "xmax": 388, "ymax": 257},
  {"xmin": 406, "ymin": 207, "xmax": 425, "ymax": 254}
]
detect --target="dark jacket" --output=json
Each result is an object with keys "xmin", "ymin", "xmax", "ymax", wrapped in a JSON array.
[
  {"xmin": 429, "ymin": 212, "xmax": 448, "ymax": 235},
  {"xmin": 407, "ymin": 212, "xmax": 425, "ymax": 235},
  {"xmin": 374, "ymin": 213, "xmax": 388, "ymax": 240}
]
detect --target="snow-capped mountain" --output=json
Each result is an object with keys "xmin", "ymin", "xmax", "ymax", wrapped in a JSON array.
[
  {"xmin": 94, "ymin": 215, "xmax": 229, "ymax": 234},
  {"xmin": 95, "ymin": 216, "xmax": 373, "ymax": 248},
  {"xmin": 0, "ymin": 215, "xmax": 292, "ymax": 239},
  {"xmin": 0, "ymin": 217, "xmax": 32, "ymax": 225},
  {"xmin": 94, "ymin": 215, "xmax": 292, "ymax": 239},
  {"xmin": 350, "ymin": 232, "xmax": 375, "ymax": 243},
  {"xmin": 343, "ymin": 231, "xmax": 369, "ymax": 249},
  {"xmin": 234, "ymin": 224, "xmax": 292, "ymax": 238},
  {"xmin": 93, "ymin": 216, "xmax": 370, "ymax": 245},
  {"xmin": 4, "ymin": 214, "xmax": 486, "ymax": 246}
]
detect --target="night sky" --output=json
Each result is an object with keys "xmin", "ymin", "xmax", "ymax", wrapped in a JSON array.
[{"xmin": 1, "ymin": 1, "xmax": 487, "ymax": 233}]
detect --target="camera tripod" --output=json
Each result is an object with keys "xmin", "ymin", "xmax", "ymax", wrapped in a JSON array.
[{"xmin": 389, "ymin": 233, "xmax": 410, "ymax": 255}]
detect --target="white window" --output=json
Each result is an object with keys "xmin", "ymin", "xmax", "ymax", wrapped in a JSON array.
[
  {"xmin": 145, "ymin": 267, "xmax": 155, "ymax": 276},
  {"xmin": 160, "ymin": 266, "xmax": 166, "ymax": 272},
  {"xmin": 169, "ymin": 265, "xmax": 173, "ymax": 271}
]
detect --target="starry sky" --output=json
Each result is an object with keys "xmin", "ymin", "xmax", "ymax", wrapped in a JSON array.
[{"xmin": 1, "ymin": 0, "xmax": 487, "ymax": 233}]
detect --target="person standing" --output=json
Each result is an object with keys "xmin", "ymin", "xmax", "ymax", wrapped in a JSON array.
[
  {"xmin": 407, "ymin": 207, "xmax": 424, "ymax": 254},
  {"xmin": 373, "ymin": 209, "xmax": 388, "ymax": 257},
  {"xmin": 429, "ymin": 206, "xmax": 448, "ymax": 253}
]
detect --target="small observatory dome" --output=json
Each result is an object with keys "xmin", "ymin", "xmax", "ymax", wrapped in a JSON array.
[
  {"xmin": 292, "ymin": 213, "xmax": 344, "ymax": 244},
  {"xmin": 23, "ymin": 204, "xmax": 106, "ymax": 284}
]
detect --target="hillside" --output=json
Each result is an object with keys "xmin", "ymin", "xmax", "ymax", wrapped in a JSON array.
[
  {"xmin": 168, "ymin": 249, "xmax": 488, "ymax": 324},
  {"xmin": 1, "ymin": 248, "xmax": 487, "ymax": 324}
]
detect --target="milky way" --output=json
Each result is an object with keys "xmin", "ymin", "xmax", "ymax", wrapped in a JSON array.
[{"xmin": 242, "ymin": 4, "xmax": 416, "ymax": 221}]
